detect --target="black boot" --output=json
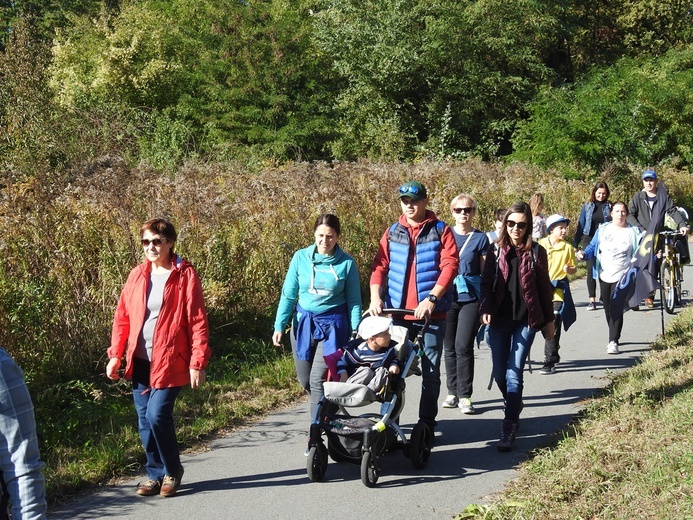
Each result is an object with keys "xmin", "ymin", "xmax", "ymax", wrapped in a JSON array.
[{"xmin": 497, "ymin": 419, "xmax": 518, "ymax": 452}]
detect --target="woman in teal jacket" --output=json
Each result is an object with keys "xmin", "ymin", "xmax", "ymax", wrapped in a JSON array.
[{"xmin": 272, "ymin": 214, "xmax": 361, "ymax": 442}]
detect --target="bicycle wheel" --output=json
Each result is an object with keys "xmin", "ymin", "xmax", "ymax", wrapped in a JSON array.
[
  {"xmin": 660, "ymin": 260, "xmax": 677, "ymax": 314},
  {"xmin": 674, "ymin": 264, "xmax": 683, "ymax": 305}
]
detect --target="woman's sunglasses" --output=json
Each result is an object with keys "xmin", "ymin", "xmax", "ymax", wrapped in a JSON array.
[
  {"xmin": 506, "ymin": 220, "xmax": 528, "ymax": 230},
  {"xmin": 141, "ymin": 238, "xmax": 166, "ymax": 247},
  {"xmin": 453, "ymin": 207, "xmax": 473, "ymax": 214}
]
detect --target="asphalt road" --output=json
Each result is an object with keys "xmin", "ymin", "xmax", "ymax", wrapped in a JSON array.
[{"xmin": 51, "ymin": 262, "xmax": 692, "ymax": 520}]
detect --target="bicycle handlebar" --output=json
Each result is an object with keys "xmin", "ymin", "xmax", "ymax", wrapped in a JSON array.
[{"xmin": 659, "ymin": 229, "xmax": 685, "ymax": 237}]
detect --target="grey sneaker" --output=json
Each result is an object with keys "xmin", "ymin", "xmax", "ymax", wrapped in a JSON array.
[
  {"xmin": 441, "ymin": 395, "xmax": 459, "ymax": 408},
  {"xmin": 539, "ymin": 364, "xmax": 556, "ymax": 375},
  {"xmin": 606, "ymin": 341, "xmax": 620, "ymax": 355},
  {"xmin": 586, "ymin": 301, "xmax": 596, "ymax": 311},
  {"xmin": 458, "ymin": 397, "xmax": 475, "ymax": 414}
]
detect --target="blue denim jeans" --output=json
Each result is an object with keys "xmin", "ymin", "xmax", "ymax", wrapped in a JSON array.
[
  {"xmin": 0, "ymin": 348, "xmax": 46, "ymax": 520},
  {"xmin": 393, "ymin": 318, "xmax": 444, "ymax": 428},
  {"xmin": 487, "ymin": 319, "xmax": 537, "ymax": 422},
  {"xmin": 132, "ymin": 361, "xmax": 183, "ymax": 481}
]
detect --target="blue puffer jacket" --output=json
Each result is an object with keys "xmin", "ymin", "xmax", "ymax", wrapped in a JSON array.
[{"xmin": 387, "ymin": 220, "xmax": 453, "ymax": 312}]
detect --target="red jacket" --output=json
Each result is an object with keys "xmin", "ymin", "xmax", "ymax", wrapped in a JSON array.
[
  {"xmin": 370, "ymin": 211, "xmax": 459, "ymax": 320},
  {"xmin": 108, "ymin": 256, "xmax": 211, "ymax": 389}
]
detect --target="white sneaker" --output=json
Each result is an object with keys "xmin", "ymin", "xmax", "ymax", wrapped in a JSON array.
[
  {"xmin": 442, "ymin": 395, "xmax": 459, "ymax": 408},
  {"xmin": 606, "ymin": 341, "xmax": 620, "ymax": 354},
  {"xmin": 459, "ymin": 398, "xmax": 475, "ymax": 414}
]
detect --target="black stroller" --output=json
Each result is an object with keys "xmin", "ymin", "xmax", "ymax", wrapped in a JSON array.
[{"xmin": 306, "ymin": 309, "xmax": 434, "ymax": 487}]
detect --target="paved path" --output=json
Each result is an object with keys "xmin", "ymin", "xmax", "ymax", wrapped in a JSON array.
[{"xmin": 51, "ymin": 263, "xmax": 692, "ymax": 520}]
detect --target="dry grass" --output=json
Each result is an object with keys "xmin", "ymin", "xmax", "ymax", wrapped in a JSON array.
[
  {"xmin": 459, "ymin": 306, "xmax": 693, "ymax": 519},
  {"xmin": 2, "ymin": 157, "xmax": 690, "ymax": 504}
]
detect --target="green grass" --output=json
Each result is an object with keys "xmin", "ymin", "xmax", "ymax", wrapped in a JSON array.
[
  {"xmin": 457, "ymin": 305, "xmax": 693, "ymax": 519},
  {"xmin": 44, "ymin": 341, "xmax": 303, "ymax": 507}
]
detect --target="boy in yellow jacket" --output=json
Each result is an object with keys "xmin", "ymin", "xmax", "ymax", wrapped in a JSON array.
[{"xmin": 538, "ymin": 215, "xmax": 577, "ymax": 374}]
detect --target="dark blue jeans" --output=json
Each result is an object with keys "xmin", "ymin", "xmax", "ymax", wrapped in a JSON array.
[
  {"xmin": 132, "ymin": 360, "xmax": 183, "ymax": 481},
  {"xmin": 393, "ymin": 318, "xmax": 444, "ymax": 428},
  {"xmin": 487, "ymin": 319, "xmax": 537, "ymax": 422}
]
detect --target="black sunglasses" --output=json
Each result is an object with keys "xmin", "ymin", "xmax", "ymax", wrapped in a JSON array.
[
  {"xmin": 453, "ymin": 207, "xmax": 474, "ymax": 214},
  {"xmin": 506, "ymin": 220, "xmax": 528, "ymax": 230},
  {"xmin": 141, "ymin": 238, "xmax": 166, "ymax": 247}
]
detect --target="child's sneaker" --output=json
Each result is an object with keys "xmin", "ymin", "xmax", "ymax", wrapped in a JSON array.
[
  {"xmin": 539, "ymin": 364, "xmax": 556, "ymax": 375},
  {"xmin": 441, "ymin": 395, "xmax": 459, "ymax": 408},
  {"xmin": 458, "ymin": 398, "xmax": 475, "ymax": 414}
]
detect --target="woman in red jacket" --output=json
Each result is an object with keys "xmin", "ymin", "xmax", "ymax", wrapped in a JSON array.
[
  {"xmin": 480, "ymin": 202, "xmax": 554, "ymax": 452},
  {"xmin": 106, "ymin": 219, "xmax": 211, "ymax": 498}
]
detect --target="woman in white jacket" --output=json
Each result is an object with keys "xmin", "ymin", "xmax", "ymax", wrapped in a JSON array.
[{"xmin": 577, "ymin": 202, "xmax": 642, "ymax": 355}]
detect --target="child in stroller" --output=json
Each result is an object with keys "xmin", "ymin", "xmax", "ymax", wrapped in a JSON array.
[
  {"xmin": 337, "ymin": 316, "xmax": 401, "ymax": 393},
  {"xmin": 307, "ymin": 310, "xmax": 433, "ymax": 487}
]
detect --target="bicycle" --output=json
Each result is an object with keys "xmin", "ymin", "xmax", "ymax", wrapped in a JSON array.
[{"xmin": 658, "ymin": 229, "xmax": 687, "ymax": 314}]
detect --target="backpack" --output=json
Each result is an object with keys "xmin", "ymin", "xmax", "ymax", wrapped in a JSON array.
[{"xmin": 664, "ymin": 206, "xmax": 689, "ymax": 230}]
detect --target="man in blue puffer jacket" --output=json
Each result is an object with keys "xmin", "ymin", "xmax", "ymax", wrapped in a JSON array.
[{"xmin": 368, "ymin": 181, "xmax": 458, "ymax": 434}]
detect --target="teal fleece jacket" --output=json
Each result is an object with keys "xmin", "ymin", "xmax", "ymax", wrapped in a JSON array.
[{"xmin": 273, "ymin": 244, "xmax": 362, "ymax": 333}]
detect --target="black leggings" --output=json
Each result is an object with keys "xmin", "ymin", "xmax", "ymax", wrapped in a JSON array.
[
  {"xmin": 581, "ymin": 235, "xmax": 597, "ymax": 299},
  {"xmin": 599, "ymin": 279, "xmax": 624, "ymax": 343}
]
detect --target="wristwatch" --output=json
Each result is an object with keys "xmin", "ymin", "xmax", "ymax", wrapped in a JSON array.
[{"xmin": 427, "ymin": 294, "xmax": 438, "ymax": 304}]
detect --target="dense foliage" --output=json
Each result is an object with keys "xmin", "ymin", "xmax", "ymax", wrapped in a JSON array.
[
  {"xmin": 1, "ymin": 0, "xmax": 692, "ymax": 502},
  {"xmin": 512, "ymin": 46, "xmax": 693, "ymax": 173},
  {"xmin": 2, "ymin": 0, "xmax": 692, "ymax": 169}
]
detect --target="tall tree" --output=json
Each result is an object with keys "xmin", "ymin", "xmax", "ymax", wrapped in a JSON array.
[
  {"xmin": 0, "ymin": 0, "xmax": 116, "ymax": 49},
  {"xmin": 49, "ymin": 0, "xmax": 335, "ymax": 164},
  {"xmin": 511, "ymin": 45, "xmax": 693, "ymax": 172},
  {"xmin": 0, "ymin": 15, "xmax": 61, "ymax": 180},
  {"xmin": 313, "ymin": 0, "xmax": 558, "ymax": 159}
]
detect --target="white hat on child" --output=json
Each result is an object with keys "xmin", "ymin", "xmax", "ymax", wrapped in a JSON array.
[
  {"xmin": 358, "ymin": 316, "xmax": 392, "ymax": 339},
  {"xmin": 546, "ymin": 214, "xmax": 570, "ymax": 233}
]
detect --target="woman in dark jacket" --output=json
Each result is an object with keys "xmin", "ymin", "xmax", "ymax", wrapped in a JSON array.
[
  {"xmin": 573, "ymin": 181, "xmax": 612, "ymax": 310},
  {"xmin": 480, "ymin": 201, "xmax": 554, "ymax": 452}
]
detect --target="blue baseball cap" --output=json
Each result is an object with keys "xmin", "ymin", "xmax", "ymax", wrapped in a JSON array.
[{"xmin": 642, "ymin": 169, "xmax": 657, "ymax": 180}]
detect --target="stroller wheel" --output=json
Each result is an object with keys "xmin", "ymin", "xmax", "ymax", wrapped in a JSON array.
[
  {"xmin": 360, "ymin": 451, "xmax": 379, "ymax": 487},
  {"xmin": 409, "ymin": 421, "xmax": 433, "ymax": 469},
  {"xmin": 307, "ymin": 443, "xmax": 328, "ymax": 482},
  {"xmin": 327, "ymin": 441, "xmax": 345, "ymax": 463}
]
